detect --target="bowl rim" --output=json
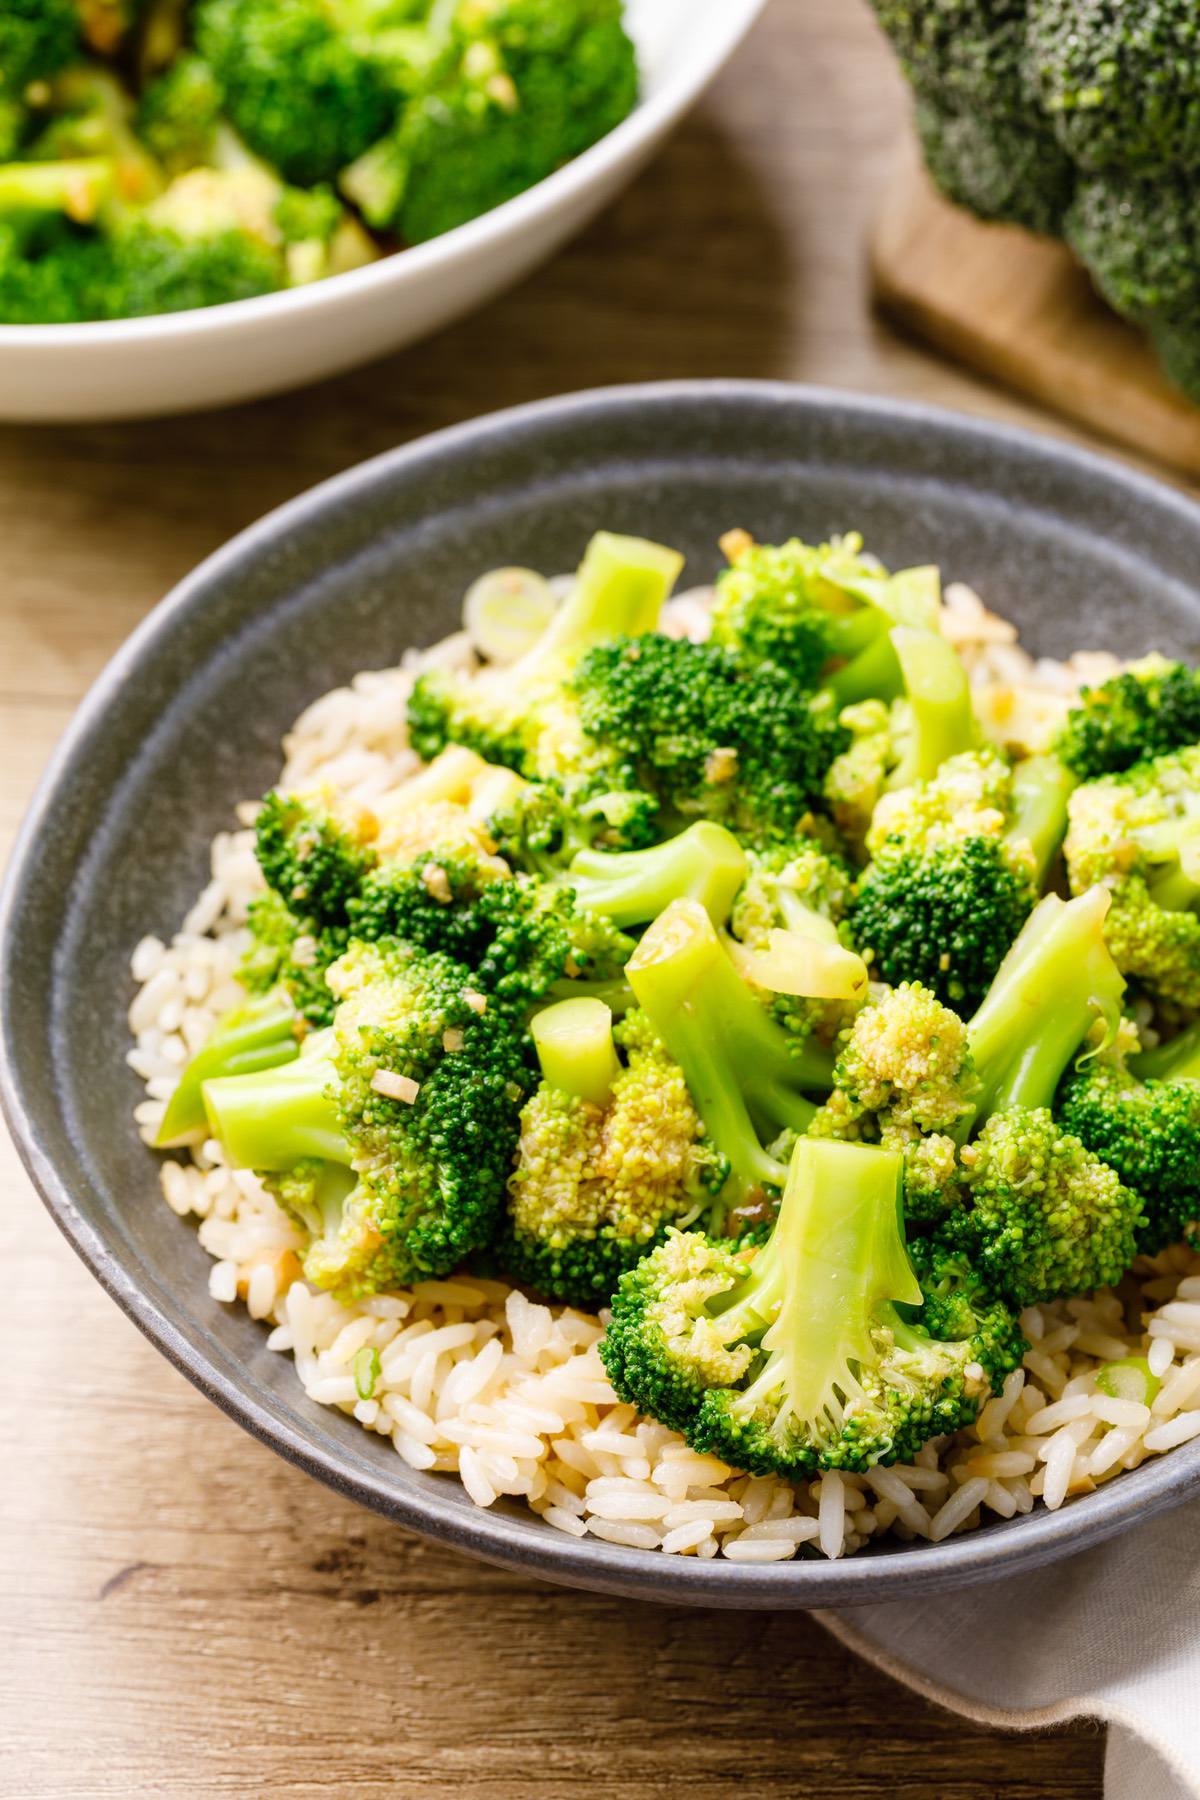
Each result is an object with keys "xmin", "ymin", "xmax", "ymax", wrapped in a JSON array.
[
  {"xmin": 0, "ymin": 0, "xmax": 769, "ymax": 351},
  {"xmin": 7, "ymin": 377, "xmax": 1200, "ymax": 1606}
]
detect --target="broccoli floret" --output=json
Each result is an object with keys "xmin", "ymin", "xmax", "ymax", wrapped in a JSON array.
[
  {"xmin": 601, "ymin": 1138, "xmax": 1020, "ymax": 1477},
  {"xmin": 572, "ymin": 633, "xmax": 849, "ymax": 847},
  {"xmin": 850, "ymin": 748, "xmax": 1075, "ymax": 1009},
  {"xmin": 1056, "ymin": 657, "xmax": 1200, "ymax": 780},
  {"xmin": 407, "ymin": 532, "xmax": 682, "ymax": 844},
  {"xmin": 556, "ymin": 821, "xmax": 749, "ymax": 931},
  {"xmin": 1066, "ymin": 171, "xmax": 1200, "ymax": 329},
  {"xmin": 498, "ymin": 1001, "xmax": 724, "ymax": 1305},
  {"xmin": 727, "ymin": 833, "xmax": 862, "ymax": 1048},
  {"xmin": 255, "ymin": 789, "xmax": 379, "ymax": 927},
  {"xmin": 194, "ymin": 0, "xmax": 399, "ymax": 186},
  {"xmin": 238, "ymin": 889, "xmax": 347, "ymax": 1027},
  {"xmin": 625, "ymin": 898, "xmax": 835, "ymax": 1229},
  {"xmin": 1064, "ymin": 744, "xmax": 1200, "ymax": 1008},
  {"xmin": 341, "ymin": 0, "xmax": 638, "ymax": 244},
  {"xmin": 155, "ymin": 987, "xmax": 302, "ymax": 1145},
  {"xmin": 1025, "ymin": 0, "xmax": 1200, "ymax": 176},
  {"xmin": 202, "ymin": 938, "xmax": 531, "ymax": 1297},
  {"xmin": 1057, "ymin": 1027, "xmax": 1200, "ymax": 1254},
  {"xmin": 136, "ymin": 54, "xmax": 224, "ymax": 174},
  {"xmin": 0, "ymin": 1, "xmax": 78, "ymax": 97},
  {"xmin": 906, "ymin": 1234, "xmax": 1030, "ymax": 1389}
]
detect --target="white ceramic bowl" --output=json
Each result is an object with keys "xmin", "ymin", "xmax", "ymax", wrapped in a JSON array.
[{"xmin": 0, "ymin": 0, "xmax": 767, "ymax": 423}]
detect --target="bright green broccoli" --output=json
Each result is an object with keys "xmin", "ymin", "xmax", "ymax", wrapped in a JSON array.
[
  {"xmin": 1064, "ymin": 743, "xmax": 1200, "ymax": 1008},
  {"xmin": 136, "ymin": 54, "xmax": 225, "ymax": 173},
  {"xmin": 1056, "ymin": 657, "xmax": 1200, "ymax": 781},
  {"xmin": 202, "ymin": 938, "xmax": 532, "ymax": 1298},
  {"xmin": 156, "ymin": 987, "xmax": 302, "ymax": 1145},
  {"xmin": 237, "ymin": 888, "xmax": 348, "ymax": 1028},
  {"xmin": 600, "ymin": 1137, "xmax": 1023, "ymax": 1476},
  {"xmin": 553, "ymin": 821, "xmax": 749, "ymax": 931},
  {"xmin": 497, "ymin": 999, "xmax": 725, "ymax": 1305},
  {"xmin": 341, "ymin": 0, "xmax": 638, "ymax": 244},
  {"xmin": 1057, "ymin": 1021, "xmax": 1200, "ymax": 1254},
  {"xmin": 255, "ymin": 788, "xmax": 379, "ymax": 928}
]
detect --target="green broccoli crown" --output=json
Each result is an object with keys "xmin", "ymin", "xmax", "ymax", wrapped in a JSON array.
[
  {"xmin": 572, "ymin": 633, "xmax": 850, "ymax": 846},
  {"xmin": 816, "ymin": 980, "xmax": 980, "ymax": 1138},
  {"xmin": 239, "ymin": 888, "xmax": 347, "ymax": 1027},
  {"xmin": 499, "ymin": 1006, "xmax": 724, "ymax": 1306},
  {"xmin": 136, "ymin": 54, "xmax": 224, "ymax": 172},
  {"xmin": 1064, "ymin": 744, "xmax": 1200, "ymax": 1008},
  {"xmin": 1026, "ymin": 0, "xmax": 1200, "ymax": 175},
  {"xmin": 194, "ymin": 0, "xmax": 398, "ymax": 186},
  {"xmin": 911, "ymin": 90, "xmax": 1075, "ymax": 236},
  {"xmin": 349, "ymin": 0, "xmax": 638, "ymax": 244},
  {"xmin": 0, "ymin": 0, "xmax": 78, "ymax": 97},
  {"xmin": 938, "ymin": 1107, "xmax": 1144, "ymax": 1307},
  {"xmin": 1057, "ymin": 658, "xmax": 1200, "ymax": 781},
  {"xmin": 203, "ymin": 937, "xmax": 531, "ymax": 1297},
  {"xmin": 1066, "ymin": 170, "xmax": 1200, "ymax": 328},
  {"xmin": 603, "ymin": 1138, "xmax": 1009, "ymax": 1477},
  {"xmin": 255, "ymin": 790, "xmax": 379, "ymax": 927},
  {"xmin": 905, "ymin": 1234, "xmax": 1028, "ymax": 1393},
  {"xmin": 1057, "ymin": 1038, "xmax": 1200, "ymax": 1255},
  {"xmin": 708, "ymin": 530, "xmax": 893, "ymax": 690}
]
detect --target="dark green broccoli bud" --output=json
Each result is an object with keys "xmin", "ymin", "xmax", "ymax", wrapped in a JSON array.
[
  {"xmin": 1057, "ymin": 1029, "xmax": 1200, "ymax": 1255},
  {"xmin": 572, "ymin": 633, "xmax": 849, "ymax": 846},
  {"xmin": 1151, "ymin": 314, "xmax": 1200, "ymax": 406},
  {"xmin": 238, "ymin": 889, "xmax": 347, "ymax": 1027},
  {"xmin": 868, "ymin": 0, "xmax": 1029, "ymax": 109},
  {"xmin": 939, "ymin": 1108, "xmax": 1144, "ymax": 1306},
  {"xmin": 911, "ymin": 90, "xmax": 1075, "ymax": 236},
  {"xmin": 342, "ymin": 0, "xmax": 638, "ymax": 244},
  {"xmin": 850, "ymin": 749, "xmax": 1074, "ymax": 1010},
  {"xmin": 1056, "ymin": 659, "xmax": 1200, "ymax": 781},
  {"xmin": 497, "ymin": 1001, "xmax": 724, "ymax": 1305},
  {"xmin": 255, "ymin": 790, "xmax": 378, "ymax": 928},
  {"xmin": 1064, "ymin": 744, "xmax": 1200, "ymax": 1009},
  {"xmin": 136, "ymin": 55, "xmax": 224, "ymax": 173},
  {"xmin": 905, "ymin": 1235, "xmax": 1029, "ymax": 1393},
  {"xmin": 156, "ymin": 987, "xmax": 302, "ymax": 1145},
  {"xmin": 485, "ymin": 776, "xmax": 660, "ymax": 875},
  {"xmin": 194, "ymin": 0, "xmax": 399, "ymax": 187},
  {"xmin": 1025, "ymin": 0, "xmax": 1200, "ymax": 175},
  {"xmin": 1066, "ymin": 172, "xmax": 1200, "ymax": 327},
  {"xmin": 202, "ymin": 938, "xmax": 532, "ymax": 1297},
  {"xmin": 602, "ymin": 1138, "xmax": 1019, "ymax": 1477},
  {"xmin": 0, "ymin": 0, "xmax": 78, "ymax": 97},
  {"xmin": 626, "ymin": 898, "xmax": 835, "ymax": 1226}
]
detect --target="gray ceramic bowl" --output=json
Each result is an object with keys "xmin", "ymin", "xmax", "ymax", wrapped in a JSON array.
[{"xmin": 5, "ymin": 382, "xmax": 1200, "ymax": 1606}]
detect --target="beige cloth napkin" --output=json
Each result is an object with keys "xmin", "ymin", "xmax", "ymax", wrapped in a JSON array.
[{"xmin": 819, "ymin": 1500, "xmax": 1200, "ymax": 1800}]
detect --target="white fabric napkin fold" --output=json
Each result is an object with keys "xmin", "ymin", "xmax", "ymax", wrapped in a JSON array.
[{"xmin": 818, "ymin": 1498, "xmax": 1200, "ymax": 1800}]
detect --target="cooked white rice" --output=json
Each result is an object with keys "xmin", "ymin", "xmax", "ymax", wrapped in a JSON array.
[{"xmin": 127, "ymin": 576, "xmax": 1200, "ymax": 1562}]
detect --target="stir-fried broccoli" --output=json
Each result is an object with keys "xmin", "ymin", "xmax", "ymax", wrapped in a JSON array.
[
  {"xmin": 601, "ymin": 1137, "xmax": 1023, "ymax": 1476},
  {"xmin": 498, "ymin": 1000, "xmax": 724, "ymax": 1304},
  {"xmin": 1057, "ymin": 1022, "xmax": 1200, "ymax": 1254},
  {"xmin": 341, "ymin": 0, "xmax": 637, "ymax": 244},
  {"xmin": 553, "ymin": 821, "xmax": 749, "ymax": 932},
  {"xmin": 0, "ymin": 1, "xmax": 79, "ymax": 99},
  {"xmin": 1064, "ymin": 744, "xmax": 1200, "ymax": 1009},
  {"xmin": 136, "ymin": 54, "xmax": 225, "ymax": 174},
  {"xmin": 238, "ymin": 889, "xmax": 348, "ymax": 1028},
  {"xmin": 156, "ymin": 987, "xmax": 302, "ymax": 1145},
  {"xmin": 255, "ymin": 788, "xmax": 378, "ymax": 928},
  {"xmin": 203, "ymin": 938, "xmax": 532, "ymax": 1298},
  {"xmin": 1056, "ymin": 659, "xmax": 1200, "ymax": 782}
]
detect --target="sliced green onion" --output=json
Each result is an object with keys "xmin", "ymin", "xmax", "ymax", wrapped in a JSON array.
[
  {"xmin": 354, "ymin": 1344, "xmax": 381, "ymax": 1402},
  {"xmin": 1096, "ymin": 1356, "xmax": 1160, "ymax": 1407},
  {"xmin": 463, "ymin": 567, "xmax": 557, "ymax": 665}
]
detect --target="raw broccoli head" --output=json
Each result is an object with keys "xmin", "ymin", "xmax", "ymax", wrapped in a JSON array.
[
  {"xmin": 1057, "ymin": 1030, "xmax": 1200, "ymax": 1255},
  {"xmin": 912, "ymin": 91, "xmax": 1075, "ymax": 236},
  {"xmin": 572, "ymin": 633, "xmax": 850, "ymax": 846},
  {"xmin": 1025, "ymin": 0, "xmax": 1200, "ymax": 175},
  {"xmin": 1064, "ymin": 744, "xmax": 1200, "ymax": 1009},
  {"xmin": 343, "ymin": 0, "xmax": 638, "ymax": 243},
  {"xmin": 203, "ymin": 938, "xmax": 532, "ymax": 1297},
  {"xmin": 194, "ymin": 0, "xmax": 399, "ymax": 186},
  {"xmin": 498, "ymin": 1005, "xmax": 725, "ymax": 1306},
  {"xmin": 0, "ymin": 0, "xmax": 78, "ymax": 97},
  {"xmin": 1066, "ymin": 171, "xmax": 1200, "ymax": 327},
  {"xmin": 937, "ymin": 1108, "xmax": 1145, "ymax": 1307},
  {"xmin": 1056, "ymin": 658, "xmax": 1200, "ymax": 781},
  {"xmin": 602, "ymin": 1138, "xmax": 1019, "ymax": 1477}
]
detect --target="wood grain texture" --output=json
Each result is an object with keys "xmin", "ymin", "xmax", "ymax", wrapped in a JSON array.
[
  {"xmin": 872, "ymin": 150, "xmax": 1200, "ymax": 481},
  {"xmin": 0, "ymin": 3, "xmax": 1146, "ymax": 1794}
]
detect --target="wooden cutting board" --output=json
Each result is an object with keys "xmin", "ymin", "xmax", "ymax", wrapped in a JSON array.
[{"xmin": 871, "ymin": 148, "xmax": 1200, "ymax": 482}]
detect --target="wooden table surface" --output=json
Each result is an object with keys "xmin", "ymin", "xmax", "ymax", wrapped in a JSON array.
[{"xmin": 5, "ymin": 3, "xmax": 1158, "ymax": 1794}]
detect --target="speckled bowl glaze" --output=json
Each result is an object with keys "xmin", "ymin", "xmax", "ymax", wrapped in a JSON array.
[{"xmin": 5, "ymin": 382, "xmax": 1200, "ymax": 1606}]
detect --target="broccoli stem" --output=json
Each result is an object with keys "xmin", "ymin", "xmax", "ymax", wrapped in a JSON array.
[
  {"xmin": 518, "ymin": 531, "xmax": 683, "ymax": 689},
  {"xmin": 966, "ymin": 888, "xmax": 1126, "ymax": 1122},
  {"xmin": 530, "ymin": 996, "xmax": 620, "ymax": 1106},
  {"xmin": 1133, "ymin": 1020, "xmax": 1200, "ymax": 1082},
  {"xmin": 1005, "ymin": 753, "xmax": 1077, "ymax": 887},
  {"xmin": 156, "ymin": 989, "xmax": 300, "ymax": 1145},
  {"xmin": 826, "ymin": 628, "xmax": 905, "ymax": 707},
  {"xmin": 627, "ymin": 898, "xmax": 831, "ymax": 1197},
  {"xmin": 888, "ymin": 626, "xmax": 979, "ymax": 788},
  {"xmin": 201, "ymin": 1037, "xmax": 350, "ymax": 1169},
  {"xmin": 711, "ymin": 1139, "xmax": 921, "ymax": 1433},
  {"xmin": 562, "ymin": 821, "xmax": 748, "ymax": 929},
  {"xmin": 1144, "ymin": 824, "xmax": 1200, "ymax": 913},
  {"xmin": 825, "ymin": 566, "xmax": 943, "ymax": 706},
  {"xmin": 0, "ymin": 157, "xmax": 115, "ymax": 222}
]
